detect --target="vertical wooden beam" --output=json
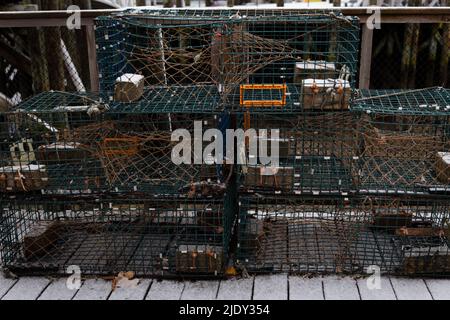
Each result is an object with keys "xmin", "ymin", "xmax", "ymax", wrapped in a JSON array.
[
  {"xmin": 439, "ymin": 0, "xmax": 449, "ymax": 87},
  {"xmin": 42, "ymin": 0, "xmax": 65, "ymax": 91},
  {"xmin": 440, "ymin": 24, "xmax": 449, "ymax": 86},
  {"xmin": 359, "ymin": 24, "xmax": 373, "ymax": 89},
  {"xmin": 28, "ymin": 27, "xmax": 50, "ymax": 93},
  {"xmin": 85, "ymin": 24, "xmax": 99, "ymax": 92},
  {"xmin": 75, "ymin": 0, "xmax": 92, "ymax": 9}
]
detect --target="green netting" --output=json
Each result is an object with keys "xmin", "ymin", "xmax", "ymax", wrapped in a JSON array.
[
  {"xmin": 0, "ymin": 193, "xmax": 236, "ymax": 277},
  {"xmin": 237, "ymin": 195, "xmax": 450, "ymax": 276},
  {"xmin": 14, "ymin": 91, "xmax": 103, "ymax": 114},
  {"xmin": 352, "ymin": 87, "xmax": 450, "ymax": 115},
  {"xmin": 0, "ymin": 98, "xmax": 229, "ymax": 196},
  {"xmin": 95, "ymin": 10, "xmax": 359, "ymax": 113},
  {"xmin": 14, "ymin": 90, "xmax": 222, "ymax": 114},
  {"xmin": 242, "ymin": 156, "xmax": 353, "ymax": 195},
  {"xmin": 355, "ymin": 111, "xmax": 450, "ymax": 195},
  {"xmin": 2, "ymin": 10, "xmax": 450, "ymax": 278},
  {"xmin": 237, "ymin": 112, "xmax": 358, "ymax": 195}
]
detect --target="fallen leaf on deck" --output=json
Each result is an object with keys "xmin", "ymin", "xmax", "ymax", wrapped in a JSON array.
[{"xmin": 111, "ymin": 271, "xmax": 139, "ymax": 291}]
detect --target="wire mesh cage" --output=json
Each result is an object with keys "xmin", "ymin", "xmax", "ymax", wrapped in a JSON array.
[
  {"xmin": 0, "ymin": 91, "xmax": 231, "ymax": 196},
  {"xmin": 237, "ymin": 112, "xmax": 358, "ymax": 195},
  {"xmin": 237, "ymin": 195, "xmax": 450, "ymax": 276},
  {"xmin": 0, "ymin": 190, "xmax": 237, "ymax": 277},
  {"xmin": 95, "ymin": 10, "xmax": 360, "ymax": 113},
  {"xmin": 352, "ymin": 88, "xmax": 450, "ymax": 195}
]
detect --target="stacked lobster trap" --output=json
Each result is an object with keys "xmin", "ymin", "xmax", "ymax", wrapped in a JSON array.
[
  {"xmin": 229, "ymin": 11, "xmax": 450, "ymax": 276},
  {"xmin": 0, "ymin": 9, "xmax": 449, "ymax": 278},
  {"xmin": 352, "ymin": 87, "xmax": 450, "ymax": 195},
  {"xmin": 0, "ymin": 194, "xmax": 236, "ymax": 276},
  {"xmin": 236, "ymin": 86, "xmax": 450, "ymax": 276},
  {"xmin": 0, "ymin": 89, "xmax": 236, "ymax": 276},
  {"xmin": 238, "ymin": 195, "xmax": 450, "ymax": 275},
  {"xmin": 232, "ymin": 10, "xmax": 363, "ymax": 274}
]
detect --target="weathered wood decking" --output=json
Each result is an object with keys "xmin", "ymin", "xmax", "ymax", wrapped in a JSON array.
[{"xmin": 1, "ymin": 273, "xmax": 449, "ymax": 300}]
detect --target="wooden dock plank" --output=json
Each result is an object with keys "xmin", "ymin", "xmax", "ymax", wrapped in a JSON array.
[
  {"xmin": 146, "ymin": 280, "xmax": 184, "ymax": 300},
  {"xmin": 108, "ymin": 279, "xmax": 152, "ymax": 300},
  {"xmin": 322, "ymin": 276, "xmax": 360, "ymax": 300},
  {"xmin": 289, "ymin": 276, "xmax": 324, "ymax": 300},
  {"xmin": 357, "ymin": 277, "xmax": 396, "ymax": 300},
  {"xmin": 180, "ymin": 281, "xmax": 219, "ymax": 300},
  {"xmin": 1, "ymin": 274, "xmax": 448, "ymax": 300},
  {"xmin": 2, "ymin": 277, "xmax": 50, "ymax": 300},
  {"xmin": 253, "ymin": 274, "xmax": 288, "ymax": 300},
  {"xmin": 390, "ymin": 278, "xmax": 432, "ymax": 300},
  {"xmin": 38, "ymin": 278, "xmax": 79, "ymax": 300},
  {"xmin": 216, "ymin": 277, "xmax": 254, "ymax": 300},
  {"xmin": 424, "ymin": 279, "xmax": 450, "ymax": 300},
  {"xmin": 73, "ymin": 279, "xmax": 111, "ymax": 300},
  {"xmin": 0, "ymin": 273, "xmax": 18, "ymax": 299}
]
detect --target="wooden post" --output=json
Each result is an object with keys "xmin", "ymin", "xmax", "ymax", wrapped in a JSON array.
[
  {"xmin": 439, "ymin": 0, "xmax": 449, "ymax": 87},
  {"xmin": 28, "ymin": 27, "xmax": 50, "ymax": 93},
  {"xmin": 440, "ymin": 24, "xmax": 449, "ymax": 86},
  {"xmin": 136, "ymin": 0, "xmax": 146, "ymax": 5},
  {"xmin": 75, "ymin": 0, "xmax": 92, "ymax": 9},
  {"xmin": 163, "ymin": 0, "xmax": 174, "ymax": 7},
  {"xmin": 85, "ymin": 24, "xmax": 99, "ymax": 92},
  {"xmin": 73, "ymin": 0, "xmax": 92, "ymax": 89},
  {"xmin": 61, "ymin": 28, "xmax": 83, "ymax": 91},
  {"xmin": 408, "ymin": 23, "xmax": 420, "ymax": 88},
  {"xmin": 401, "ymin": 0, "xmax": 420, "ymax": 89},
  {"xmin": 359, "ymin": 24, "xmax": 373, "ymax": 89},
  {"xmin": 400, "ymin": 24, "xmax": 413, "ymax": 88},
  {"xmin": 425, "ymin": 24, "xmax": 439, "ymax": 87},
  {"xmin": 42, "ymin": 0, "xmax": 65, "ymax": 91},
  {"xmin": 24, "ymin": 1, "xmax": 49, "ymax": 94}
]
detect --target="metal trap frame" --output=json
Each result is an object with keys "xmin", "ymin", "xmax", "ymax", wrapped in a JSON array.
[
  {"xmin": 237, "ymin": 195, "xmax": 450, "ymax": 276},
  {"xmin": 95, "ymin": 9, "xmax": 359, "ymax": 113},
  {"xmin": 236, "ymin": 111, "xmax": 358, "ymax": 196},
  {"xmin": 352, "ymin": 87, "xmax": 450, "ymax": 195},
  {"xmin": 0, "ymin": 190, "xmax": 237, "ymax": 277},
  {"xmin": 0, "ymin": 91, "xmax": 231, "ymax": 196}
]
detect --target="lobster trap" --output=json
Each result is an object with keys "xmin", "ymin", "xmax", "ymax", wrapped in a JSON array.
[
  {"xmin": 237, "ymin": 112, "xmax": 358, "ymax": 195},
  {"xmin": 0, "ymin": 91, "xmax": 231, "ymax": 196},
  {"xmin": 0, "ymin": 189, "xmax": 237, "ymax": 276},
  {"xmin": 237, "ymin": 195, "xmax": 450, "ymax": 276},
  {"xmin": 95, "ymin": 10, "xmax": 359, "ymax": 112},
  {"xmin": 352, "ymin": 87, "xmax": 450, "ymax": 195}
]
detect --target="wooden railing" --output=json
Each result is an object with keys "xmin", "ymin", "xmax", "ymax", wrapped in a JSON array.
[{"xmin": 0, "ymin": 7, "xmax": 449, "ymax": 91}]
